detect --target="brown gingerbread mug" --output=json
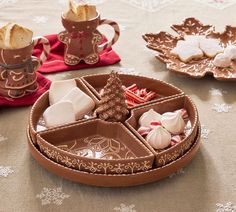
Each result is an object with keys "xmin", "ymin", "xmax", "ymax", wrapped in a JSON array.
[
  {"xmin": 58, "ymin": 12, "xmax": 120, "ymax": 65},
  {"xmin": 0, "ymin": 37, "xmax": 50, "ymax": 99}
]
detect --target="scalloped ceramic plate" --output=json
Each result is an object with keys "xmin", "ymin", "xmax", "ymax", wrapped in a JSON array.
[{"xmin": 143, "ymin": 17, "xmax": 236, "ymax": 81}]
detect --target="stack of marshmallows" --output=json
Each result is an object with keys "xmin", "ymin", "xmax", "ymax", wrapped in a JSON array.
[
  {"xmin": 65, "ymin": 0, "xmax": 97, "ymax": 21},
  {"xmin": 0, "ymin": 23, "xmax": 33, "ymax": 49},
  {"xmin": 43, "ymin": 79, "xmax": 95, "ymax": 128},
  {"xmin": 138, "ymin": 109, "xmax": 187, "ymax": 150}
]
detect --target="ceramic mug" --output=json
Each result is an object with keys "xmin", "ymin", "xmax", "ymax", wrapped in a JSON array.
[
  {"xmin": 58, "ymin": 12, "xmax": 120, "ymax": 65},
  {"xmin": 0, "ymin": 36, "xmax": 50, "ymax": 99}
]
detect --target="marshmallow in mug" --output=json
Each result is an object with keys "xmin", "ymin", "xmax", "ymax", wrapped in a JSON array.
[{"xmin": 44, "ymin": 79, "xmax": 95, "ymax": 127}]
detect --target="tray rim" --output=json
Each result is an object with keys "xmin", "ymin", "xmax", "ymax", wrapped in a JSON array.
[{"xmin": 27, "ymin": 124, "xmax": 201, "ymax": 187}]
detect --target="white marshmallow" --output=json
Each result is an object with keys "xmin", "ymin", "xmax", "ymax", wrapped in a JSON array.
[
  {"xmin": 49, "ymin": 79, "xmax": 77, "ymax": 105},
  {"xmin": 146, "ymin": 126, "xmax": 171, "ymax": 149},
  {"xmin": 161, "ymin": 110, "xmax": 185, "ymax": 134},
  {"xmin": 199, "ymin": 38, "xmax": 223, "ymax": 58},
  {"xmin": 138, "ymin": 109, "xmax": 161, "ymax": 127},
  {"xmin": 224, "ymin": 45, "xmax": 236, "ymax": 60},
  {"xmin": 60, "ymin": 87, "xmax": 95, "ymax": 120},
  {"xmin": 213, "ymin": 53, "xmax": 231, "ymax": 68},
  {"xmin": 43, "ymin": 100, "xmax": 76, "ymax": 128}
]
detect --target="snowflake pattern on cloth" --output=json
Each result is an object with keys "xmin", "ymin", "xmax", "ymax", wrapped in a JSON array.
[
  {"xmin": 212, "ymin": 103, "xmax": 232, "ymax": 113},
  {"xmin": 0, "ymin": 134, "xmax": 7, "ymax": 143},
  {"xmin": 194, "ymin": 0, "xmax": 236, "ymax": 10},
  {"xmin": 209, "ymin": 88, "xmax": 227, "ymax": 96},
  {"xmin": 120, "ymin": 0, "xmax": 177, "ymax": 12},
  {"xmin": 114, "ymin": 203, "xmax": 137, "ymax": 212},
  {"xmin": 169, "ymin": 168, "xmax": 185, "ymax": 178},
  {"xmin": 33, "ymin": 16, "xmax": 49, "ymax": 24},
  {"xmin": 117, "ymin": 67, "xmax": 140, "ymax": 75},
  {"xmin": 36, "ymin": 187, "xmax": 70, "ymax": 206},
  {"xmin": 201, "ymin": 125, "xmax": 210, "ymax": 139},
  {"xmin": 216, "ymin": 202, "xmax": 236, "ymax": 212},
  {"xmin": 0, "ymin": 166, "xmax": 14, "ymax": 177},
  {"xmin": 119, "ymin": 24, "xmax": 128, "ymax": 32},
  {"xmin": 0, "ymin": 0, "xmax": 17, "ymax": 8}
]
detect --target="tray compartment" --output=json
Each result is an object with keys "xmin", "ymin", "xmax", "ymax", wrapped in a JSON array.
[
  {"xmin": 81, "ymin": 73, "xmax": 183, "ymax": 109},
  {"xmin": 125, "ymin": 95, "xmax": 198, "ymax": 167},
  {"xmin": 36, "ymin": 119, "xmax": 155, "ymax": 174},
  {"xmin": 29, "ymin": 79, "xmax": 99, "ymax": 144}
]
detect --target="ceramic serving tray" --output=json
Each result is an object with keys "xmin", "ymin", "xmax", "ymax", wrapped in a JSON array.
[
  {"xmin": 143, "ymin": 17, "xmax": 236, "ymax": 81},
  {"xmin": 27, "ymin": 125, "xmax": 201, "ymax": 187},
  {"xmin": 29, "ymin": 74, "xmax": 198, "ymax": 175}
]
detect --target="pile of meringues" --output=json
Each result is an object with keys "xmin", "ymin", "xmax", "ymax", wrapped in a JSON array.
[{"xmin": 138, "ymin": 109, "xmax": 187, "ymax": 150}]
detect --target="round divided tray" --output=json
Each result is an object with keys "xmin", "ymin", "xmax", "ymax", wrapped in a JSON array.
[{"xmin": 28, "ymin": 74, "xmax": 200, "ymax": 186}]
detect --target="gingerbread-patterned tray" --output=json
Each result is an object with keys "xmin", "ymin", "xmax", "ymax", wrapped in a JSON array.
[
  {"xmin": 28, "ymin": 74, "xmax": 199, "ymax": 176},
  {"xmin": 143, "ymin": 17, "xmax": 236, "ymax": 81}
]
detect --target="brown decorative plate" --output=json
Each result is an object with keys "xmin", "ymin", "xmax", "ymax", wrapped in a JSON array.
[
  {"xmin": 28, "ymin": 74, "xmax": 199, "ymax": 175},
  {"xmin": 27, "ymin": 125, "xmax": 201, "ymax": 187},
  {"xmin": 143, "ymin": 17, "xmax": 236, "ymax": 81}
]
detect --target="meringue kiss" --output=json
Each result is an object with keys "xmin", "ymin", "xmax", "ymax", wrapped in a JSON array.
[
  {"xmin": 161, "ymin": 110, "xmax": 185, "ymax": 134},
  {"xmin": 138, "ymin": 109, "xmax": 161, "ymax": 127},
  {"xmin": 146, "ymin": 126, "xmax": 171, "ymax": 149}
]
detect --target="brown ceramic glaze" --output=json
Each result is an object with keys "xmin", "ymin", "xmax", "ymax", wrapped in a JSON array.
[
  {"xmin": 27, "ymin": 125, "xmax": 201, "ymax": 187},
  {"xmin": 0, "ymin": 43, "xmax": 39, "ymax": 98},
  {"xmin": 143, "ymin": 17, "xmax": 236, "ymax": 81},
  {"xmin": 81, "ymin": 73, "xmax": 183, "ymax": 109},
  {"xmin": 29, "ymin": 78, "xmax": 100, "ymax": 144},
  {"xmin": 36, "ymin": 119, "xmax": 154, "ymax": 174},
  {"xmin": 125, "ymin": 95, "xmax": 198, "ymax": 167},
  {"xmin": 58, "ymin": 13, "xmax": 120, "ymax": 65}
]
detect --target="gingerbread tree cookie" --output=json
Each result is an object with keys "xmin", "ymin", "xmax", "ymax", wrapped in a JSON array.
[{"xmin": 96, "ymin": 71, "xmax": 129, "ymax": 122}]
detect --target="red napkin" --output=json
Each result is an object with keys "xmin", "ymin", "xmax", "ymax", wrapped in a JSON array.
[
  {"xmin": 33, "ymin": 34, "xmax": 121, "ymax": 74},
  {"xmin": 0, "ymin": 72, "xmax": 51, "ymax": 107}
]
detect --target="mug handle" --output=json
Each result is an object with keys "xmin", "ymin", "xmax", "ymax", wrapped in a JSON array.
[
  {"xmin": 33, "ymin": 36, "xmax": 50, "ymax": 67},
  {"xmin": 97, "ymin": 19, "xmax": 120, "ymax": 52}
]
